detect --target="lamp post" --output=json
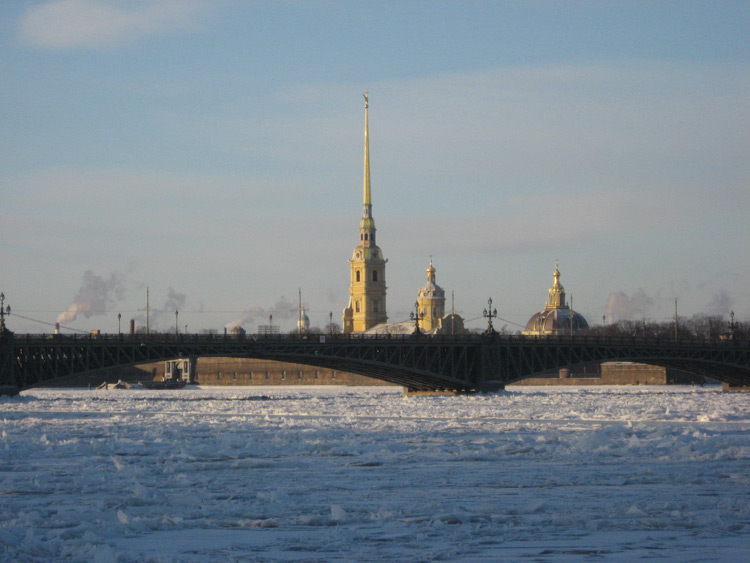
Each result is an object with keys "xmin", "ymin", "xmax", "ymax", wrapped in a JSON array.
[
  {"xmin": 175, "ymin": 310, "xmax": 179, "ymax": 336},
  {"xmin": 482, "ymin": 297, "xmax": 497, "ymax": 334},
  {"xmin": 569, "ymin": 295, "xmax": 574, "ymax": 337},
  {"xmin": 118, "ymin": 312, "xmax": 121, "ymax": 336},
  {"xmin": 410, "ymin": 301, "xmax": 423, "ymax": 334},
  {"xmin": 329, "ymin": 311, "xmax": 333, "ymax": 337},
  {"xmin": 0, "ymin": 292, "xmax": 10, "ymax": 333}
]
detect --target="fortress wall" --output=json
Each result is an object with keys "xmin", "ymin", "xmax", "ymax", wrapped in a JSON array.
[
  {"xmin": 510, "ymin": 363, "xmax": 669, "ymax": 386},
  {"xmin": 38, "ymin": 358, "xmax": 705, "ymax": 389},
  {"xmin": 36, "ymin": 358, "xmax": 393, "ymax": 388},
  {"xmin": 190, "ymin": 357, "xmax": 392, "ymax": 386}
]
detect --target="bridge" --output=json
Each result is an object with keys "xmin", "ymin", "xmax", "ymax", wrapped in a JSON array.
[{"xmin": 1, "ymin": 331, "xmax": 749, "ymax": 394}]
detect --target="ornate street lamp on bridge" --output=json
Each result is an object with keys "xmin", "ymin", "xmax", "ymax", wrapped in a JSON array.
[
  {"xmin": 0, "ymin": 292, "xmax": 10, "ymax": 334},
  {"xmin": 410, "ymin": 301, "xmax": 423, "ymax": 335},
  {"xmin": 483, "ymin": 297, "xmax": 497, "ymax": 334}
]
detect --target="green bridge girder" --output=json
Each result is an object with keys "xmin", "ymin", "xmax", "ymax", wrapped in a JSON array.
[{"xmin": 1, "ymin": 332, "xmax": 749, "ymax": 393}]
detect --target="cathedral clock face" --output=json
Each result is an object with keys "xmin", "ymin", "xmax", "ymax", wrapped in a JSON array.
[{"xmin": 355, "ymin": 251, "xmax": 361, "ymax": 259}]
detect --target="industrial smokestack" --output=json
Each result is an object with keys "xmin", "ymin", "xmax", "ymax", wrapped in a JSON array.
[{"xmin": 55, "ymin": 323, "xmax": 59, "ymax": 335}]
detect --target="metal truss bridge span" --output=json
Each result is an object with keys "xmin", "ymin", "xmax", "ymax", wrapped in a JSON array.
[{"xmin": 2, "ymin": 332, "xmax": 749, "ymax": 394}]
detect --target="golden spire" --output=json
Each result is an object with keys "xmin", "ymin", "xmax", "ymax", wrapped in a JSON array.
[
  {"xmin": 359, "ymin": 92, "xmax": 376, "ymax": 244},
  {"xmin": 362, "ymin": 91, "xmax": 371, "ymax": 215}
]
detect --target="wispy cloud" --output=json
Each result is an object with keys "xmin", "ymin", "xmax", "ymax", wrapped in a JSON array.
[{"xmin": 19, "ymin": 0, "xmax": 208, "ymax": 49}]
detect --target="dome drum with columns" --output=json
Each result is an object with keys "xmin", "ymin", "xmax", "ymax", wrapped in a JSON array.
[
  {"xmin": 523, "ymin": 264, "xmax": 589, "ymax": 336},
  {"xmin": 417, "ymin": 259, "xmax": 445, "ymax": 332}
]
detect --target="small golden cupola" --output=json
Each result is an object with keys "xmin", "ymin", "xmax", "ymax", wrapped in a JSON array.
[{"xmin": 546, "ymin": 263, "xmax": 566, "ymax": 309}]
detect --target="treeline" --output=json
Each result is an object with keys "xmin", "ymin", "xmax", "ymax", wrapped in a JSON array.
[{"xmin": 583, "ymin": 314, "xmax": 747, "ymax": 340}]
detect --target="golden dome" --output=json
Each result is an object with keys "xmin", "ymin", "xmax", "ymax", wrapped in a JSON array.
[{"xmin": 523, "ymin": 263, "xmax": 589, "ymax": 336}]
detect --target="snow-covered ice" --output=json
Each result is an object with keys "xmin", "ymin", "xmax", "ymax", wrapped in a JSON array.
[{"xmin": 1, "ymin": 385, "xmax": 749, "ymax": 561}]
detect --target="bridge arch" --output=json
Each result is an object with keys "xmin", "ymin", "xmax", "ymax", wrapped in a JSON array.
[
  {"xmin": 2, "ymin": 333, "xmax": 749, "ymax": 393},
  {"xmin": 490, "ymin": 336, "xmax": 750, "ymax": 387}
]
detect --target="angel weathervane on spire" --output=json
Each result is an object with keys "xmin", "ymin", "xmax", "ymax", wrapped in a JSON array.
[{"xmin": 363, "ymin": 91, "xmax": 369, "ymax": 108}]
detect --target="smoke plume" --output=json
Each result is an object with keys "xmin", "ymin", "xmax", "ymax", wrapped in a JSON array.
[
  {"xmin": 225, "ymin": 296, "xmax": 298, "ymax": 330},
  {"xmin": 58, "ymin": 270, "xmax": 126, "ymax": 324},
  {"xmin": 145, "ymin": 287, "xmax": 187, "ymax": 330},
  {"xmin": 605, "ymin": 288, "xmax": 654, "ymax": 324},
  {"xmin": 706, "ymin": 290, "xmax": 734, "ymax": 317}
]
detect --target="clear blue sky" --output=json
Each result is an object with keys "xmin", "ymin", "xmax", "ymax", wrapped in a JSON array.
[{"xmin": 2, "ymin": 1, "xmax": 749, "ymax": 334}]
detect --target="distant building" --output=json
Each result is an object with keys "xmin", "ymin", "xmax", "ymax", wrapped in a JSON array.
[
  {"xmin": 297, "ymin": 308, "xmax": 310, "ymax": 333},
  {"xmin": 437, "ymin": 313, "xmax": 467, "ymax": 336},
  {"xmin": 523, "ymin": 264, "xmax": 589, "ymax": 336}
]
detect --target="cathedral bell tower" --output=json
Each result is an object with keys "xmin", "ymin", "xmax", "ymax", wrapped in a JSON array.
[{"xmin": 343, "ymin": 93, "xmax": 388, "ymax": 333}]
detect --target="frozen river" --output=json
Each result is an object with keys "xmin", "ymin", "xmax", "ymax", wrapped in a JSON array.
[{"xmin": 1, "ymin": 385, "xmax": 749, "ymax": 562}]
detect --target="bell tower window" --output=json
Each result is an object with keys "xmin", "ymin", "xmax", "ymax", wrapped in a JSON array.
[{"xmin": 372, "ymin": 271, "xmax": 378, "ymax": 282}]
